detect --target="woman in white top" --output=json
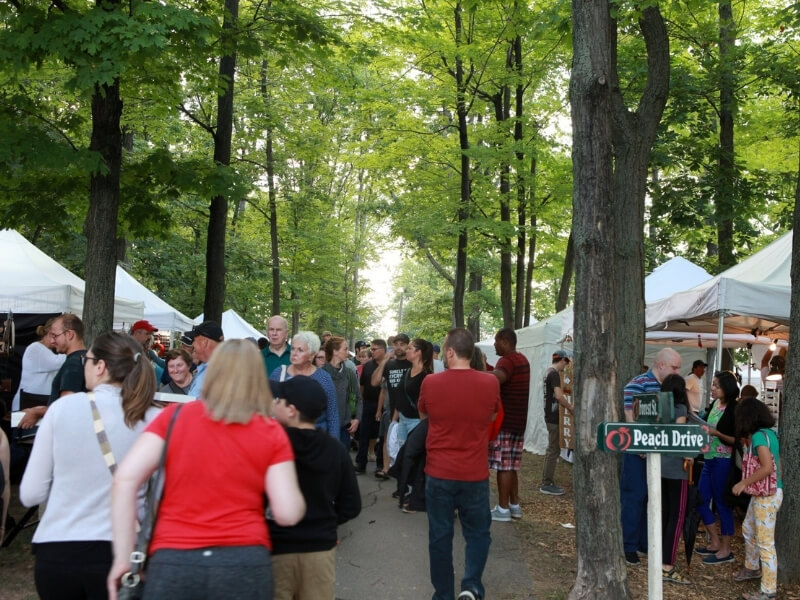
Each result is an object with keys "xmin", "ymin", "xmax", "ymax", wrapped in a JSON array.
[
  {"xmin": 20, "ymin": 331, "xmax": 158, "ymax": 600},
  {"xmin": 12, "ymin": 318, "xmax": 66, "ymax": 411}
]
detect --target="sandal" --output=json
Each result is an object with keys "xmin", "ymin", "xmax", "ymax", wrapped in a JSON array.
[
  {"xmin": 733, "ymin": 568, "xmax": 761, "ymax": 582},
  {"xmin": 662, "ymin": 568, "xmax": 690, "ymax": 585},
  {"xmin": 741, "ymin": 592, "xmax": 775, "ymax": 600},
  {"xmin": 374, "ymin": 470, "xmax": 389, "ymax": 480}
]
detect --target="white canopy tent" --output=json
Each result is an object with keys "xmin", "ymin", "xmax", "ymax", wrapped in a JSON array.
[
  {"xmin": 646, "ymin": 232, "xmax": 792, "ymax": 339},
  {"xmin": 115, "ymin": 266, "xmax": 195, "ymax": 332},
  {"xmin": 194, "ymin": 309, "xmax": 262, "ymax": 340},
  {"xmin": 0, "ymin": 229, "xmax": 144, "ymax": 323},
  {"xmin": 477, "ymin": 256, "xmax": 715, "ymax": 454}
]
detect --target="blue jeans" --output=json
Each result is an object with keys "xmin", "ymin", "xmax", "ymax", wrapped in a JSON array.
[
  {"xmin": 697, "ymin": 456, "xmax": 734, "ymax": 535},
  {"xmin": 397, "ymin": 414, "xmax": 421, "ymax": 444},
  {"xmin": 620, "ymin": 453, "xmax": 648, "ymax": 553},
  {"xmin": 426, "ymin": 476, "xmax": 491, "ymax": 600},
  {"xmin": 339, "ymin": 426, "xmax": 352, "ymax": 449}
]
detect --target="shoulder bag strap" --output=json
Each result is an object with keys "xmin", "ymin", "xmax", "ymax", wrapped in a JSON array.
[
  {"xmin": 280, "ymin": 365, "xmax": 288, "ymax": 382},
  {"xmin": 126, "ymin": 404, "xmax": 183, "ymax": 581},
  {"xmin": 89, "ymin": 391, "xmax": 117, "ymax": 475}
]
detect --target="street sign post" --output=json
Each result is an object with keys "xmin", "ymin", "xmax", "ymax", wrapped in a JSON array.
[{"xmin": 598, "ymin": 421, "xmax": 709, "ymax": 599}]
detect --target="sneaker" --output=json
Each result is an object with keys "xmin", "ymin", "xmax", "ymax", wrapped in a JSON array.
[
  {"xmin": 625, "ymin": 552, "xmax": 641, "ymax": 566},
  {"xmin": 490, "ymin": 505, "xmax": 511, "ymax": 522},
  {"xmin": 457, "ymin": 590, "xmax": 480, "ymax": 600},
  {"xmin": 540, "ymin": 483, "xmax": 565, "ymax": 496},
  {"xmin": 509, "ymin": 504, "xmax": 523, "ymax": 519},
  {"xmin": 662, "ymin": 568, "xmax": 690, "ymax": 585},
  {"xmin": 703, "ymin": 553, "xmax": 734, "ymax": 565}
]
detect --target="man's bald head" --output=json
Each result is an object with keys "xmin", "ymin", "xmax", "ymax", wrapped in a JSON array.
[{"xmin": 653, "ymin": 348, "xmax": 682, "ymax": 383}]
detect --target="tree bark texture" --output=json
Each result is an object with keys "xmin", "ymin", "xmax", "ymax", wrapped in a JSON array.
[
  {"xmin": 83, "ymin": 77, "xmax": 123, "ymax": 347},
  {"xmin": 716, "ymin": 0, "xmax": 736, "ymax": 270},
  {"xmin": 555, "ymin": 231, "xmax": 574, "ymax": 312},
  {"xmin": 466, "ymin": 270, "xmax": 481, "ymax": 340},
  {"xmin": 776, "ymin": 153, "xmax": 800, "ymax": 583},
  {"xmin": 524, "ymin": 158, "xmax": 537, "ymax": 327},
  {"xmin": 260, "ymin": 59, "xmax": 280, "ymax": 316},
  {"xmin": 452, "ymin": 1, "xmax": 469, "ymax": 329},
  {"xmin": 204, "ymin": 0, "xmax": 239, "ymax": 324},
  {"xmin": 609, "ymin": 5, "xmax": 670, "ymax": 399},
  {"xmin": 513, "ymin": 31, "xmax": 527, "ymax": 330},
  {"xmin": 569, "ymin": 0, "xmax": 629, "ymax": 597}
]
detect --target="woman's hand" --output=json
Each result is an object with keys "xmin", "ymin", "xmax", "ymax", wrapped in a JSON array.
[
  {"xmin": 732, "ymin": 481, "xmax": 746, "ymax": 496},
  {"xmin": 18, "ymin": 407, "xmax": 45, "ymax": 429},
  {"xmin": 106, "ymin": 561, "xmax": 130, "ymax": 600}
]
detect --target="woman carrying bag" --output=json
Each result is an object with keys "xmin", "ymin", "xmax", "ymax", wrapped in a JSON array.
[
  {"xmin": 20, "ymin": 332, "xmax": 159, "ymax": 600},
  {"xmin": 731, "ymin": 397, "xmax": 783, "ymax": 600},
  {"xmin": 108, "ymin": 339, "xmax": 305, "ymax": 600}
]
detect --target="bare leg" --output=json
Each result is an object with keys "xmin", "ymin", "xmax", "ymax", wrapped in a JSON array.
[
  {"xmin": 509, "ymin": 471, "xmax": 520, "ymax": 505},
  {"xmin": 497, "ymin": 471, "xmax": 514, "ymax": 509}
]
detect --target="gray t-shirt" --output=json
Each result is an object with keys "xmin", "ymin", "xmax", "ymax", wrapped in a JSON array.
[{"xmin": 661, "ymin": 403, "xmax": 689, "ymax": 480}]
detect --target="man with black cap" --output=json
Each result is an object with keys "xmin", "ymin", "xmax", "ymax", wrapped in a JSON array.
[
  {"xmin": 369, "ymin": 333, "xmax": 412, "ymax": 445},
  {"xmin": 186, "ymin": 321, "xmax": 224, "ymax": 397},
  {"xmin": 685, "ymin": 359, "xmax": 707, "ymax": 414},
  {"xmin": 541, "ymin": 349, "xmax": 572, "ymax": 496},
  {"xmin": 268, "ymin": 376, "xmax": 361, "ymax": 600}
]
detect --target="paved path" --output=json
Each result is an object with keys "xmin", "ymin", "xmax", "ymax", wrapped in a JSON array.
[{"xmin": 335, "ymin": 469, "xmax": 535, "ymax": 600}]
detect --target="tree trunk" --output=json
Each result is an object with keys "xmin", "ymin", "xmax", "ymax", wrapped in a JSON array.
[
  {"xmin": 260, "ymin": 59, "xmax": 280, "ymax": 316},
  {"xmin": 569, "ymin": 0, "xmax": 627, "ymax": 596},
  {"xmin": 466, "ymin": 270, "xmax": 481, "ymax": 339},
  {"xmin": 83, "ymin": 77, "xmax": 123, "ymax": 347},
  {"xmin": 776, "ymin": 150, "xmax": 800, "ymax": 583},
  {"xmin": 513, "ymin": 30, "xmax": 526, "ymax": 330},
  {"xmin": 524, "ymin": 158, "xmax": 537, "ymax": 327},
  {"xmin": 609, "ymin": 5, "xmax": 670, "ymax": 398},
  {"xmin": 452, "ymin": 1, "xmax": 469, "ymax": 329},
  {"xmin": 555, "ymin": 231, "xmax": 574, "ymax": 312},
  {"xmin": 203, "ymin": 0, "xmax": 239, "ymax": 324},
  {"xmin": 716, "ymin": 0, "xmax": 736, "ymax": 271}
]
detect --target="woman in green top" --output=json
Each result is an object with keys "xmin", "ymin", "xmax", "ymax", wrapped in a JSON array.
[{"xmin": 732, "ymin": 397, "xmax": 782, "ymax": 600}]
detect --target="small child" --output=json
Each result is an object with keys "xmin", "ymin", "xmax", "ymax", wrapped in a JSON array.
[
  {"xmin": 268, "ymin": 375, "xmax": 361, "ymax": 600},
  {"xmin": 731, "ymin": 397, "xmax": 782, "ymax": 600}
]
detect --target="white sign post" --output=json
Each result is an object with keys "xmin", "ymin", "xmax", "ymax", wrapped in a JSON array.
[{"xmin": 646, "ymin": 453, "xmax": 663, "ymax": 600}]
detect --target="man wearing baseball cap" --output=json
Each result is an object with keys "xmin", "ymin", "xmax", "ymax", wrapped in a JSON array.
[
  {"xmin": 268, "ymin": 376, "xmax": 361, "ymax": 600},
  {"xmin": 186, "ymin": 321, "xmax": 224, "ymax": 397},
  {"xmin": 130, "ymin": 319, "xmax": 164, "ymax": 383}
]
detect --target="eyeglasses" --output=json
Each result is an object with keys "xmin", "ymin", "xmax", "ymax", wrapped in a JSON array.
[
  {"xmin": 81, "ymin": 354, "xmax": 101, "ymax": 366},
  {"xmin": 48, "ymin": 329, "xmax": 69, "ymax": 340}
]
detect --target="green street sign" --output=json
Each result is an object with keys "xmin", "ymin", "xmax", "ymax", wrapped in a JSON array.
[
  {"xmin": 597, "ymin": 422, "xmax": 710, "ymax": 455},
  {"xmin": 632, "ymin": 392, "xmax": 674, "ymax": 424}
]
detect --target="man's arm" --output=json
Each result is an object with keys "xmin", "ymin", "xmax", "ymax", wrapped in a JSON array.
[
  {"xmin": 553, "ymin": 384, "xmax": 572, "ymax": 413},
  {"xmin": 370, "ymin": 353, "xmax": 392, "ymax": 387},
  {"xmin": 492, "ymin": 367, "xmax": 509, "ymax": 385}
]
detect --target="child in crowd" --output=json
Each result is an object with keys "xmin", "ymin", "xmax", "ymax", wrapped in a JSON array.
[
  {"xmin": 268, "ymin": 376, "xmax": 361, "ymax": 600},
  {"xmin": 731, "ymin": 397, "xmax": 782, "ymax": 600}
]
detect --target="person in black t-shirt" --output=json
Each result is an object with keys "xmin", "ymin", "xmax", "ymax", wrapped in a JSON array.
[{"xmin": 356, "ymin": 339, "xmax": 386, "ymax": 473}]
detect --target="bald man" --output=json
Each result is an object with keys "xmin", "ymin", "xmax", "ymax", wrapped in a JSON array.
[{"xmin": 621, "ymin": 347, "xmax": 682, "ymax": 566}]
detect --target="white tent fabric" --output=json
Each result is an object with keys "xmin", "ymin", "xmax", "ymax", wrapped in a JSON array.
[
  {"xmin": 194, "ymin": 309, "xmax": 262, "ymax": 340},
  {"xmin": 477, "ymin": 255, "xmax": 714, "ymax": 454},
  {"xmin": 115, "ymin": 266, "xmax": 195, "ymax": 332},
  {"xmin": 646, "ymin": 232, "xmax": 792, "ymax": 338},
  {"xmin": 0, "ymin": 229, "xmax": 144, "ymax": 323}
]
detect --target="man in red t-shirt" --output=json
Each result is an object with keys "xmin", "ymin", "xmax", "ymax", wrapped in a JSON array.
[
  {"xmin": 489, "ymin": 328, "xmax": 530, "ymax": 522},
  {"xmin": 418, "ymin": 327, "xmax": 500, "ymax": 600}
]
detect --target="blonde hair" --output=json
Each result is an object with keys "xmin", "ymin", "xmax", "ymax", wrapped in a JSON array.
[{"xmin": 202, "ymin": 339, "xmax": 272, "ymax": 424}]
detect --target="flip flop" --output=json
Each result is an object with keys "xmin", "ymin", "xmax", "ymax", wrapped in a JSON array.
[
  {"xmin": 375, "ymin": 470, "xmax": 389, "ymax": 480},
  {"xmin": 733, "ymin": 568, "xmax": 761, "ymax": 582}
]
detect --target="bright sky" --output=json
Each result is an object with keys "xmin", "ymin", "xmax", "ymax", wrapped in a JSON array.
[{"xmin": 361, "ymin": 247, "xmax": 403, "ymax": 338}]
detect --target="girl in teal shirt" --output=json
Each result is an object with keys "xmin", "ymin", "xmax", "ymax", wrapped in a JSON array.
[{"xmin": 732, "ymin": 397, "xmax": 782, "ymax": 600}]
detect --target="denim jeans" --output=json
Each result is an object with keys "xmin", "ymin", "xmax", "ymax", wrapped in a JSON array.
[
  {"xmin": 397, "ymin": 414, "xmax": 421, "ymax": 444},
  {"xmin": 620, "ymin": 453, "xmax": 648, "ymax": 553},
  {"xmin": 426, "ymin": 476, "xmax": 491, "ymax": 600},
  {"xmin": 697, "ymin": 456, "xmax": 734, "ymax": 535}
]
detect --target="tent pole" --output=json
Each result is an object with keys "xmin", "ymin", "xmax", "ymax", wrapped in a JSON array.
[{"xmin": 715, "ymin": 312, "xmax": 725, "ymax": 374}]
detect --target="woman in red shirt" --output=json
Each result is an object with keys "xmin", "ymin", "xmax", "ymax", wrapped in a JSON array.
[{"xmin": 108, "ymin": 340, "xmax": 305, "ymax": 600}]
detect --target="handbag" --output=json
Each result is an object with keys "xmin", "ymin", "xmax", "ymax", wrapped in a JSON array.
[
  {"xmin": 742, "ymin": 429, "xmax": 778, "ymax": 497},
  {"xmin": 118, "ymin": 405, "xmax": 183, "ymax": 600}
]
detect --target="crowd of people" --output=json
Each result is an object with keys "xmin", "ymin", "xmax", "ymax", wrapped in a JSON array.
[
  {"xmin": 1, "ymin": 311, "xmax": 786, "ymax": 600},
  {"xmin": 620, "ymin": 348, "xmax": 784, "ymax": 600}
]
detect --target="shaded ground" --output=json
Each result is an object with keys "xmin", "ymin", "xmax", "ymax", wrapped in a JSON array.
[{"xmin": 3, "ymin": 452, "xmax": 800, "ymax": 599}]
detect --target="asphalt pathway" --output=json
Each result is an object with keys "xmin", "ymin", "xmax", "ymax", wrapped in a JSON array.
[{"xmin": 335, "ymin": 466, "xmax": 535, "ymax": 600}]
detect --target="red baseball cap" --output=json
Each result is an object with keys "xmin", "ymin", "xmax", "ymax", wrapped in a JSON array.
[{"xmin": 131, "ymin": 319, "xmax": 158, "ymax": 333}]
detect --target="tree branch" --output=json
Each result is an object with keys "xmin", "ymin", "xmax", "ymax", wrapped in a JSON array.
[
  {"xmin": 178, "ymin": 103, "xmax": 216, "ymax": 138},
  {"xmin": 419, "ymin": 240, "xmax": 455, "ymax": 286}
]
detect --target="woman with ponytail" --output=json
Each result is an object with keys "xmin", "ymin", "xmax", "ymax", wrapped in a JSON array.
[{"xmin": 20, "ymin": 332, "xmax": 159, "ymax": 600}]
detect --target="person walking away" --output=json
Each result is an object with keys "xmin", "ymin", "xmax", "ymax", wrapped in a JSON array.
[
  {"xmin": 109, "ymin": 339, "xmax": 305, "ymax": 600},
  {"xmin": 731, "ymin": 397, "xmax": 783, "ymax": 600},
  {"xmin": 268, "ymin": 376, "xmax": 361, "ymax": 600},
  {"xmin": 419, "ymin": 327, "xmax": 500, "ymax": 600},
  {"xmin": 20, "ymin": 332, "xmax": 159, "ymax": 600},
  {"xmin": 489, "ymin": 328, "xmax": 530, "ymax": 522}
]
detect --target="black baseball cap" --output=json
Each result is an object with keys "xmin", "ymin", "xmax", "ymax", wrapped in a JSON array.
[
  {"xmin": 692, "ymin": 360, "xmax": 708, "ymax": 369},
  {"xmin": 269, "ymin": 376, "xmax": 327, "ymax": 421},
  {"xmin": 186, "ymin": 321, "xmax": 224, "ymax": 343}
]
